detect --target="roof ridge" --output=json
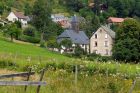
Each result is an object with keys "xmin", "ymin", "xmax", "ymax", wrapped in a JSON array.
[{"xmin": 101, "ymin": 25, "xmax": 115, "ymax": 39}]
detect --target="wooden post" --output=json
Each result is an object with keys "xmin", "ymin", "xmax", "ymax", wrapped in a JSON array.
[
  {"xmin": 75, "ymin": 65, "xmax": 78, "ymax": 93},
  {"xmin": 129, "ymin": 80, "xmax": 136, "ymax": 93},
  {"xmin": 36, "ymin": 69, "xmax": 45, "ymax": 93},
  {"xmin": 25, "ymin": 68, "xmax": 32, "ymax": 92}
]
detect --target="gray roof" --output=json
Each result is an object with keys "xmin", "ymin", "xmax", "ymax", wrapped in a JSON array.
[
  {"xmin": 101, "ymin": 25, "xmax": 115, "ymax": 39},
  {"xmin": 57, "ymin": 30, "xmax": 89, "ymax": 44}
]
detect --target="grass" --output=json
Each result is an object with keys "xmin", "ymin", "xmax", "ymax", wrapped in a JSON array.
[
  {"xmin": 0, "ymin": 69, "xmax": 140, "ymax": 93},
  {"xmin": 0, "ymin": 37, "xmax": 140, "ymax": 92}
]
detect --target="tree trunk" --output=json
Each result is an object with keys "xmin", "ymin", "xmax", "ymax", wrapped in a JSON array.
[
  {"xmin": 10, "ymin": 35, "xmax": 13, "ymax": 42},
  {"xmin": 40, "ymin": 31, "xmax": 44, "ymax": 43}
]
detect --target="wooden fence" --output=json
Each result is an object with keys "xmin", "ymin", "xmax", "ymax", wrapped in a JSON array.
[{"xmin": 0, "ymin": 68, "xmax": 46, "ymax": 93}]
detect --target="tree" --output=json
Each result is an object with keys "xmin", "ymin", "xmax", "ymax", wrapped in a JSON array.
[
  {"xmin": 43, "ymin": 22, "xmax": 64, "ymax": 41},
  {"xmin": 0, "ymin": 2, "xmax": 4, "ymax": 15},
  {"xmin": 60, "ymin": 39, "xmax": 72, "ymax": 49},
  {"xmin": 32, "ymin": 0, "xmax": 52, "ymax": 44},
  {"xmin": 3, "ymin": 23, "xmax": 21, "ymax": 42},
  {"xmin": 74, "ymin": 45, "xmax": 87, "ymax": 57},
  {"xmin": 112, "ymin": 19, "xmax": 140, "ymax": 62},
  {"xmin": 24, "ymin": 3, "xmax": 32, "ymax": 15},
  {"xmin": 23, "ymin": 26, "xmax": 37, "ymax": 37}
]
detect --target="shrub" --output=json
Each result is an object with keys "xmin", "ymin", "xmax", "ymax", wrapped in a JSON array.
[
  {"xmin": 23, "ymin": 26, "xmax": 36, "ymax": 37},
  {"xmin": 73, "ymin": 45, "xmax": 87, "ymax": 58},
  {"xmin": 87, "ymin": 53, "xmax": 112, "ymax": 62},
  {"xmin": 19, "ymin": 35, "xmax": 40, "ymax": 43},
  {"xmin": 47, "ymin": 40, "xmax": 59, "ymax": 48}
]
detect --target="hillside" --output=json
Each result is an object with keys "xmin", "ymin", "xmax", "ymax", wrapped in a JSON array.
[{"xmin": 0, "ymin": 37, "xmax": 71, "ymax": 66}]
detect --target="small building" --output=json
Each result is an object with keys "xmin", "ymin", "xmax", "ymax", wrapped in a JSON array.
[
  {"xmin": 51, "ymin": 14, "xmax": 71, "ymax": 28},
  {"xmin": 57, "ymin": 15, "xmax": 89, "ymax": 53},
  {"xmin": 7, "ymin": 12, "xmax": 29, "ymax": 28},
  {"xmin": 107, "ymin": 17, "xmax": 124, "ymax": 24},
  {"xmin": 90, "ymin": 26, "xmax": 115, "ymax": 56}
]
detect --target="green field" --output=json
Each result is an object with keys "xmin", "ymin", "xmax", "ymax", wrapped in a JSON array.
[{"xmin": 0, "ymin": 38, "xmax": 140, "ymax": 93}]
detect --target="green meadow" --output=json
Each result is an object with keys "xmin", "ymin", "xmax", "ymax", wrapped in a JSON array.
[{"xmin": 0, "ymin": 37, "xmax": 140, "ymax": 93}]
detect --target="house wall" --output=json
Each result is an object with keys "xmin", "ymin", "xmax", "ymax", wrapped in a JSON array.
[
  {"xmin": 7, "ymin": 12, "xmax": 28, "ymax": 28},
  {"xmin": 90, "ymin": 27, "xmax": 114, "ymax": 56},
  {"xmin": 7, "ymin": 12, "xmax": 18, "ymax": 22}
]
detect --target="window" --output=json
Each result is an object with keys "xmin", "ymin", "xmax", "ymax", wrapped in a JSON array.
[
  {"xmin": 95, "ymin": 41, "xmax": 98, "ymax": 47},
  {"xmin": 94, "ymin": 50, "xmax": 98, "ymax": 54},
  {"xmin": 95, "ymin": 34, "xmax": 97, "ymax": 39},
  {"xmin": 82, "ymin": 44, "xmax": 84, "ymax": 47},
  {"xmin": 13, "ymin": 18, "xmax": 17, "ymax": 21},
  {"xmin": 105, "ymin": 49, "xmax": 109, "ymax": 55},
  {"xmin": 104, "ymin": 41, "xmax": 108, "ymax": 47},
  {"xmin": 105, "ymin": 34, "xmax": 108, "ymax": 39},
  {"xmin": 100, "ymin": 29, "xmax": 102, "ymax": 33}
]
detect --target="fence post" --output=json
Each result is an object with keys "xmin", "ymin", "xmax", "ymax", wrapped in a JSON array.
[
  {"xmin": 36, "ymin": 69, "xmax": 45, "ymax": 93},
  {"xmin": 24, "ymin": 67, "xmax": 32, "ymax": 92},
  {"xmin": 75, "ymin": 65, "xmax": 78, "ymax": 93},
  {"xmin": 129, "ymin": 80, "xmax": 136, "ymax": 93}
]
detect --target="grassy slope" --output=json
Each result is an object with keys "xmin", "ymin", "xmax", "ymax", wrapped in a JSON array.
[
  {"xmin": 0, "ymin": 38, "xmax": 140, "ymax": 92},
  {"xmin": 0, "ymin": 37, "xmax": 72, "ymax": 67}
]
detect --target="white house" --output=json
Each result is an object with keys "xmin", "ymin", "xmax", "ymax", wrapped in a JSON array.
[
  {"xmin": 90, "ymin": 26, "xmax": 115, "ymax": 56},
  {"xmin": 7, "ymin": 12, "xmax": 29, "ymax": 27}
]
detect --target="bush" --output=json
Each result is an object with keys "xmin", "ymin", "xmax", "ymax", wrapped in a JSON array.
[
  {"xmin": 23, "ymin": 26, "xmax": 36, "ymax": 37},
  {"xmin": 19, "ymin": 35, "xmax": 40, "ymax": 43},
  {"xmin": 0, "ymin": 60, "xmax": 19, "ymax": 70},
  {"xmin": 87, "ymin": 53, "xmax": 112, "ymax": 62},
  {"xmin": 73, "ymin": 45, "xmax": 87, "ymax": 58},
  {"xmin": 47, "ymin": 40, "xmax": 59, "ymax": 48},
  {"xmin": 87, "ymin": 53, "xmax": 101, "ymax": 61}
]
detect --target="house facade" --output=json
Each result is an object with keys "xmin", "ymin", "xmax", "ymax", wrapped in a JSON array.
[
  {"xmin": 57, "ymin": 15, "xmax": 89, "ymax": 53},
  {"xmin": 90, "ymin": 26, "xmax": 115, "ymax": 56},
  {"xmin": 7, "ymin": 12, "xmax": 29, "ymax": 28}
]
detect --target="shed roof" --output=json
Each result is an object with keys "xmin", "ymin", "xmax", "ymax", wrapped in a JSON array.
[{"xmin": 108, "ymin": 17, "xmax": 124, "ymax": 23}]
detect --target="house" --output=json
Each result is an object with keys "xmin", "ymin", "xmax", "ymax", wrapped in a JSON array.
[
  {"xmin": 107, "ymin": 17, "xmax": 124, "ymax": 24},
  {"xmin": 7, "ymin": 12, "xmax": 29, "ymax": 28},
  {"xmin": 51, "ymin": 14, "xmax": 71, "ymax": 28},
  {"xmin": 90, "ymin": 26, "xmax": 115, "ymax": 56},
  {"xmin": 57, "ymin": 15, "xmax": 89, "ymax": 53}
]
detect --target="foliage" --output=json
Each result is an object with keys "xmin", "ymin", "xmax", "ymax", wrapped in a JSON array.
[
  {"xmin": 73, "ymin": 45, "xmax": 87, "ymax": 57},
  {"xmin": 23, "ymin": 26, "xmax": 36, "ymax": 37},
  {"xmin": 47, "ymin": 40, "xmax": 59, "ymax": 49},
  {"xmin": 3, "ymin": 23, "xmax": 21, "ymax": 42},
  {"xmin": 43, "ymin": 22, "xmax": 64, "ymax": 41},
  {"xmin": 32, "ymin": 0, "xmax": 52, "ymax": 43},
  {"xmin": 113, "ymin": 19, "xmax": 140, "ymax": 62},
  {"xmin": 24, "ymin": 2, "xmax": 32, "ymax": 15},
  {"xmin": 0, "ymin": 2, "xmax": 4, "ymax": 15},
  {"xmin": 60, "ymin": 39, "xmax": 72, "ymax": 49},
  {"xmin": 19, "ymin": 35, "xmax": 40, "ymax": 43},
  {"xmin": 14, "ymin": 21, "xmax": 22, "ymax": 28}
]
